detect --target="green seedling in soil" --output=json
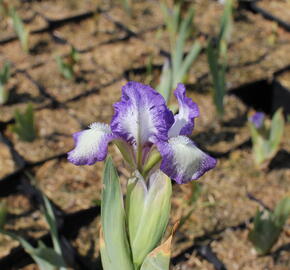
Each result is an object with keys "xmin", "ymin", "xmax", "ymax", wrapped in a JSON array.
[
  {"xmin": 207, "ymin": 0, "xmax": 233, "ymax": 117},
  {"xmin": 0, "ymin": 194, "xmax": 68, "ymax": 270},
  {"xmin": 249, "ymin": 196, "xmax": 290, "ymax": 255},
  {"xmin": 158, "ymin": 3, "xmax": 201, "ymax": 103},
  {"xmin": 41, "ymin": 194, "xmax": 67, "ymax": 270},
  {"xmin": 0, "ymin": 202, "xmax": 7, "ymax": 230},
  {"xmin": 145, "ymin": 54, "xmax": 153, "ymax": 85},
  {"xmin": 10, "ymin": 7, "xmax": 30, "ymax": 53},
  {"xmin": 10, "ymin": 103, "xmax": 36, "ymax": 142},
  {"xmin": 56, "ymin": 46, "xmax": 79, "ymax": 80},
  {"xmin": 120, "ymin": 0, "xmax": 133, "ymax": 17},
  {"xmin": 0, "ymin": 62, "xmax": 11, "ymax": 105},
  {"xmin": 249, "ymin": 109, "xmax": 285, "ymax": 168}
]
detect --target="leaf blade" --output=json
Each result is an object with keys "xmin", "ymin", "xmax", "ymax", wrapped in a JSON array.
[{"xmin": 100, "ymin": 157, "xmax": 134, "ymax": 270}]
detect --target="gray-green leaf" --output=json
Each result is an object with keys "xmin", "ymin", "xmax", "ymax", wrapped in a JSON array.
[{"xmin": 100, "ymin": 157, "xmax": 134, "ymax": 270}]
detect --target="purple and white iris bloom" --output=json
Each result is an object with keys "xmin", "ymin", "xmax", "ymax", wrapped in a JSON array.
[
  {"xmin": 250, "ymin": 112, "xmax": 265, "ymax": 129},
  {"xmin": 68, "ymin": 82, "xmax": 216, "ymax": 184}
]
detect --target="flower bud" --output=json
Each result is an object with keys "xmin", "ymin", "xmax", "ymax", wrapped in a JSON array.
[{"xmin": 126, "ymin": 170, "xmax": 172, "ymax": 267}]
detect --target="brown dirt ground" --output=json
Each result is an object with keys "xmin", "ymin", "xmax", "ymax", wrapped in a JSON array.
[
  {"xmin": 257, "ymin": 0, "xmax": 290, "ymax": 25},
  {"xmin": 277, "ymin": 70, "xmax": 290, "ymax": 89},
  {"xmin": 0, "ymin": 142, "xmax": 17, "ymax": 178},
  {"xmin": 0, "ymin": 193, "xmax": 48, "ymax": 258},
  {"xmin": 4, "ymin": 108, "xmax": 80, "ymax": 163},
  {"xmin": 0, "ymin": 71, "xmax": 49, "ymax": 123}
]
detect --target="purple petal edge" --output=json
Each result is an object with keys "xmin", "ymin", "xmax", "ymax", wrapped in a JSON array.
[
  {"xmin": 111, "ymin": 81, "xmax": 174, "ymax": 146},
  {"xmin": 157, "ymin": 136, "xmax": 217, "ymax": 184},
  {"xmin": 169, "ymin": 84, "xmax": 200, "ymax": 137},
  {"xmin": 67, "ymin": 123, "xmax": 116, "ymax": 166}
]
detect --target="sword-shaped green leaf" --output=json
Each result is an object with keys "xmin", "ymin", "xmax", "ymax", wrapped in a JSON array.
[
  {"xmin": 100, "ymin": 157, "xmax": 134, "ymax": 270},
  {"xmin": 0, "ymin": 62, "xmax": 11, "ymax": 105},
  {"xmin": 0, "ymin": 230, "xmax": 67, "ymax": 270},
  {"xmin": 10, "ymin": 7, "xmax": 29, "ymax": 53},
  {"xmin": 269, "ymin": 108, "xmax": 284, "ymax": 158},
  {"xmin": 0, "ymin": 202, "xmax": 7, "ymax": 230},
  {"xmin": 273, "ymin": 196, "xmax": 290, "ymax": 228},
  {"xmin": 157, "ymin": 59, "xmax": 172, "ymax": 102}
]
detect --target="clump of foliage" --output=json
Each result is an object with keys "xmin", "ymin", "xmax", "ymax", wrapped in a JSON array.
[
  {"xmin": 207, "ymin": 0, "xmax": 233, "ymax": 117},
  {"xmin": 249, "ymin": 196, "xmax": 290, "ymax": 255},
  {"xmin": 10, "ymin": 7, "xmax": 30, "ymax": 53},
  {"xmin": 0, "ymin": 194, "xmax": 68, "ymax": 270},
  {"xmin": 56, "ymin": 46, "xmax": 79, "ymax": 80},
  {"xmin": 0, "ymin": 62, "xmax": 11, "ymax": 105},
  {"xmin": 249, "ymin": 109, "xmax": 285, "ymax": 167},
  {"xmin": 158, "ymin": 2, "xmax": 201, "ymax": 103},
  {"xmin": 10, "ymin": 103, "xmax": 36, "ymax": 142}
]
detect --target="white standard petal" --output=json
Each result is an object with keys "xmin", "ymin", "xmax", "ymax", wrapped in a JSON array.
[
  {"xmin": 158, "ymin": 136, "xmax": 216, "ymax": 184},
  {"xmin": 68, "ymin": 122, "xmax": 115, "ymax": 165}
]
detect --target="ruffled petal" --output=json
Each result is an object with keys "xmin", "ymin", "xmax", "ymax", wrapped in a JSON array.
[
  {"xmin": 158, "ymin": 136, "xmax": 216, "ymax": 184},
  {"xmin": 111, "ymin": 81, "xmax": 174, "ymax": 147},
  {"xmin": 168, "ymin": 84, "xmax": 199, "ymax": 138},
  {"xmin": 68, "ymin": 122, "xmax": 116, "ymax": 165}
]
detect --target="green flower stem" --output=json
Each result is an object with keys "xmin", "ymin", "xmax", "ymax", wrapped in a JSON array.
[{"xmin": 142, "ymin": 152, "xmax": 162, "ymax": 178}]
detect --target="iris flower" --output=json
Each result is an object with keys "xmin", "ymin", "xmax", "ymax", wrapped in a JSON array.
[
  {"xmin": 249, "ymin": 112, "xmax": 265, "ymax": 129},
  {"xmin": 68, "ymin": 82, "xmax": 216, "ymax": 184}
]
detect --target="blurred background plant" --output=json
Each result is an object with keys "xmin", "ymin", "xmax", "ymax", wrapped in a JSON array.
[
  {"xmin": 0, "ymin": 202, "xmax": 7, "ymax": 230},
  {"xmin": 158, "ymin": 1, "xmax": 201, "ymax": 103},
  {"xmin": 207, "ymin": 0, "xmax": 233, "ymax": 117},
  {"xmin": 0, "ymin": 62, "xmax": 11, "ymax": 105},
  {"xmin": 9, "ymin": 7, "xmax": 30, "ymax": 53},
  {"xmin": 9, "ymin": 103, "xmax": 36, "ymax": 142},
  {"xmin": 249, "ymin": 109, "xmax": 285, "ymax": 168},
  {"xmin": 249, "ymin": 196, "xmax": 290, "ymax": 255},
  {"xmin": 56, "ymin": 46, "xmax": 79, "ymax": 80},
  {"xmin": 144, "ymin": 54, "xmax": 153, "ymax": 85},
  {"xmin": 120, "ymin": 0, "xmax": 133, "ymax": 17},
  {"xmin": 0, "ymin": 194, "xmax": 68, "ymax": 270}
]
